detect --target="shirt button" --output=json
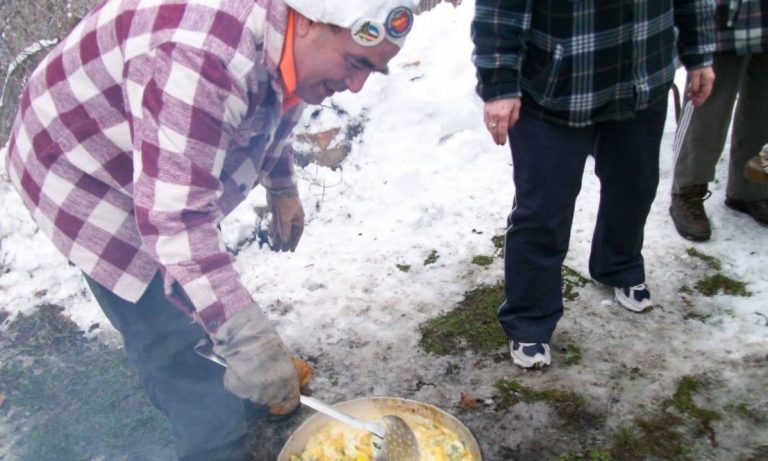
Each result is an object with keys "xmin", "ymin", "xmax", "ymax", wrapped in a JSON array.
[
  {"xmin": 238, "ymin": 184, "xmax": 246, "ymax": 192},
  {"xmin": 208, "ymin": 320, "xmax": 219, "ymax": 330}
]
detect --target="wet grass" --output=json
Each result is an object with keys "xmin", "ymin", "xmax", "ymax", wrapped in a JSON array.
[
  {"xmin": 680, "ymin": 248, "xmax": 751, "ymax": 298},
  {"xmin": 562, "ymin": 265, "xmax": 592, "ymax": 302},
  {"xmin": 419, "ymin": 282, "xmax": 506, "ymax": 355},
  {"xmin": 0, "ymin": 304, "xmax": 173, "ymax": 460},
  {"xmin": 562, "ymin": 343, "xmax": 583, "ymax": 365},
  {"xmin": 491, "ymin": 234, "xmax": 504, "ymax": 251},
  {"xmin": 557, "ymin": 375, "xmax": 725, "ymax": 461},
  {"xmin": 419, "ymin": 265, "xmax": 591, "ymax": 356},
  {"xmin": 471, "ymin": 255, "xmax": 494, "ymax": 267},
  {"xmin": 423, "ymin": 250, "xmax": 440, "ymax": 266},
  {"xmin": 493, "ymin": 379, "xmax": 602, "ymax": 429},
  {"xmin": 686, "ymin": 247, "xmax": 722, "ymax": 271},
  {"xmin": 694, "ymin": 273, "xmax": 751, "ymax": 297}
]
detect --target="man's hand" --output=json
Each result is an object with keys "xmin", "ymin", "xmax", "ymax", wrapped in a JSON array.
[
  {"xmin": 267, "ymin": 190, "xmax": 305, "ymax": 252},
  {"xmin": 483, "ymin": 97, "xmax": 522, "ymax": 146},
  {"xmin": 213, "ymin": 304, "xmax": 300, "ymax": 412},
  {"xmin": 687, "ymin": 66, "xmax": 715, "ymax": 107}
]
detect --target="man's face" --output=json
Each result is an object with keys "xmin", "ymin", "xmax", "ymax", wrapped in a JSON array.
[{"xmin": 293, "ymin": 17, "xmax": 401, "ymax": 104}]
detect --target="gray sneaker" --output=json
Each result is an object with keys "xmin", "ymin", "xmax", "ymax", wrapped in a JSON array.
[{"xmin": 670, "ymin": 185, "xmax": 711, "ymax": 241}]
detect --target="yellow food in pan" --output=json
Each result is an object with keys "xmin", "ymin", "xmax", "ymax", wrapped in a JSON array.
[{"xmin": 290, "ymin": 412, "xmax": 474, "ymax": 461}]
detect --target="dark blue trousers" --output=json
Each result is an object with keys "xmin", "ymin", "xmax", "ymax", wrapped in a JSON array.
[
  {"xmin": 500, "ymin": 99, "xmax": 667, "ymax": 343},
  {"xmin": 85, "ymin": 274, "xmax": 252, "ymax": 461}
]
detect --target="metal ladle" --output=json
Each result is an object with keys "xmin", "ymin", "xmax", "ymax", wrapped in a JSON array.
[{"xmin": 194, "ymin": 339, "xmax": 419, "ymax": 461}]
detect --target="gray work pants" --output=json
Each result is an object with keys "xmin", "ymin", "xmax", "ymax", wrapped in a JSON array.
[
  {"xmin": 672, "ymin": 53, "xmax": 768, "ymax": 200},
  {"xmin": 84, "ymin": 274, "xmax": 252, "ymax": 461}
]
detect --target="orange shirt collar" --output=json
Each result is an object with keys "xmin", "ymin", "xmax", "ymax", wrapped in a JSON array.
[{"xmin": 279, "ymin": 9, "xmax": 301, "ymax": 112}]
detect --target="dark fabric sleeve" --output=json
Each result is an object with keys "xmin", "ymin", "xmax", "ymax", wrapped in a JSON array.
[{"xmin": 470, "ymin": 0, "xmax": 532, "ymax": 101}]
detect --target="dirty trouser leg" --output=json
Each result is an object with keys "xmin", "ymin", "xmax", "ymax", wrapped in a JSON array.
[
  {"xmin": 501, "ymin": 111, "xmax": 593, "ymax": 343},
  {"xmin": 589, "ymin": 97, "xmax": 667, "ymax": 286},
  {"xmin": 726, "ymin": 52, "xmax": 768, "ymax": 201},
  {"xmin": 84, "ymin": 274, "xmax": 251, "ymax": 461}
]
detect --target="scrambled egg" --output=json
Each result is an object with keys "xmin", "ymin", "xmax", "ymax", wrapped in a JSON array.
[{"xmin": 290, "ymin": 412, "xmax": 474, "ymax": 461}]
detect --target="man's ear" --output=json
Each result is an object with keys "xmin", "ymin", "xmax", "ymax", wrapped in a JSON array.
[{"xmin": 294, "ymin": 11, "xmax": 313, "ymax": 37}]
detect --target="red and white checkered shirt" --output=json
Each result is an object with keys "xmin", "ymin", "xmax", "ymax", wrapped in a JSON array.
[{"xmin": 4, "ymin": 0, "xmax": 305, "ymax": 333}]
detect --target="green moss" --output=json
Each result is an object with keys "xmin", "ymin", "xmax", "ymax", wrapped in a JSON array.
[
  {"xmin": 396, "ymin": 263, "xmax": 411, "ymax": 272},
  {"xmin": 686, "ymin": 247, "xmax": 722, "ymax": 271},
  {"xmin": 471, "ymin": 255, "xmax": 494, "ymax": 267},
  {"xmin": 419, "ymin": 283, "xmax": 506, "ymax": 355},
  {"xmin": 694, "ymin": 273, "xmax": 750, "ymax": 297},
  {"xmin": 424, "ymin": 250, "xmax": 440, "ymax": 266},
  {"xmin": 678, "ymin": 285, "xmax": 694, "ymax": 295}
]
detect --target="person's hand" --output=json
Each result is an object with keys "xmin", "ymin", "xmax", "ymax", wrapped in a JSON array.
[
  {"xmin": 687, "ymin": 66, "xmax": 715, "ymax": 107},
  {"xmin": 269, "ymin": 357, "xmax": 313, "ymax": 416},
  {"xmin": 213, "ymin": 304, "xmax": 300, "ymax": 412},
  {"xmin": 267, "ymin": 190, "xmax": 305, "ymax": 252},
  {"xmin": 483, "ymin": 97, "xmax": 522, "ymax": 146}
]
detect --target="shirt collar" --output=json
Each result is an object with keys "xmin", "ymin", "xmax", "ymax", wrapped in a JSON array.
[{"xmin": 278, "ymin": 9, "xmax": 301, "ymax": 111}]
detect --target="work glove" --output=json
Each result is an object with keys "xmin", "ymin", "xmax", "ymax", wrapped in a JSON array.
[
  {"xmin": 213, "ymin": 304, "xmax": 300, "ymax": 412},
  {"xmin": 267, "ymin": 189, "xmax": 305, "ymax": 252},
  {"xmin": 744, "ymin": 144, "xmax": 768, "ymax": 184}
]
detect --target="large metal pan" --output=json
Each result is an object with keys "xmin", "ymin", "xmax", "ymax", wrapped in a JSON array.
[{"xmin": 278, "ymin": 396, "xmax": 483, "ymax": 460}]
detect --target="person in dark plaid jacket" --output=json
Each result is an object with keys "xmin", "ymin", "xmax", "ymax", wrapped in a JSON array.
[
  {"xmin": 471, "ymin": 1, "xmax": 715, "ymax": 369},
  {"xmin": 670, "ymin": 0, "xmax": 768, "ymax": 241}
]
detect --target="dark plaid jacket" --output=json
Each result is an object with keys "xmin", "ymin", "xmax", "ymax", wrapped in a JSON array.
[
  {"xmin": 472, "ymin": 0, "xmax": 715, "ymax": 127},
  {"xmin": 715, "ymin": 0, "xmax": 768, "ymax": 54}
]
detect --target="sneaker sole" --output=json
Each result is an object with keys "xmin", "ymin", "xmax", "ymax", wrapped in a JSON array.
[
  {"xmin": 511, "ymin": 358, "xmax": 549, "ymax": 369},
  {"xmin": 615, "ymin": 295, "xmax": 653, "ymax": 313}
]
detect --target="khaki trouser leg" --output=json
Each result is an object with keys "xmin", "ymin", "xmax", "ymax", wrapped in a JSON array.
[{"xmin": 726, "ymin": 52, "xmax": 768, "ymax": 200}]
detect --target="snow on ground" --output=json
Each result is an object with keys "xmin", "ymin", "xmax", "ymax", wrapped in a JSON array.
[{"xmin": 1, "ymin": 2, "xmax": 767, "ymax": 459}]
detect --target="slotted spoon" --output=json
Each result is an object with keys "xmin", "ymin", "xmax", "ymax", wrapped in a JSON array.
[{"xmin": 194, "ymin": 339, "xmax": 419, "ymax": 461}]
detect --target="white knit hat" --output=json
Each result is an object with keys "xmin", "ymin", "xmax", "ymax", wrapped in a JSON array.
[{"xmin": 284, "ymin": 0, "xmax": 419, "ymax": 47}]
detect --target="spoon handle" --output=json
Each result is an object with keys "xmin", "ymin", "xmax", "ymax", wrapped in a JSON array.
[{"xmin": 299, "ymin": 395, "xmax": 386, "ymax": 438}]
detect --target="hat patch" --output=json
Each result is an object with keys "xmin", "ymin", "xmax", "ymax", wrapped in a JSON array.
[
  {"xmin": 385, "ymin": 6, "xmax": 413, "ymax": 38},
  {"xmin": 351, "ymin": 18, "xmax": 385, "ymax": 46}
]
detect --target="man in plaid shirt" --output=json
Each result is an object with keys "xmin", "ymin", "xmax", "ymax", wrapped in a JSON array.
[
  {"xmin": 670, "ymin": 0, "xmax": 768, "ymax": 241},
  {"xmin": 4, "ymin": 0, "xmax": 418, "ymax": 458},
  {"xmin": 472, "ymin": 1, "xmax": 715, "ymax": 369}
]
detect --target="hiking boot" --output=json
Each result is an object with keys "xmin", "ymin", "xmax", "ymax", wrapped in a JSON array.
[
  {"xmin": 670, "ymin": 184, "xmax": 711, "ymax": 241},
  {"xmin": 725, "ymin": 198, "xmax": 768, "ymax": 225},
  {"xmin": 614, "ymin": 283, "xmax": 653, "ymax": 313},
  {"xmin": 509, "ymin": 341, "xmax": 551, "ymax": 369}
]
